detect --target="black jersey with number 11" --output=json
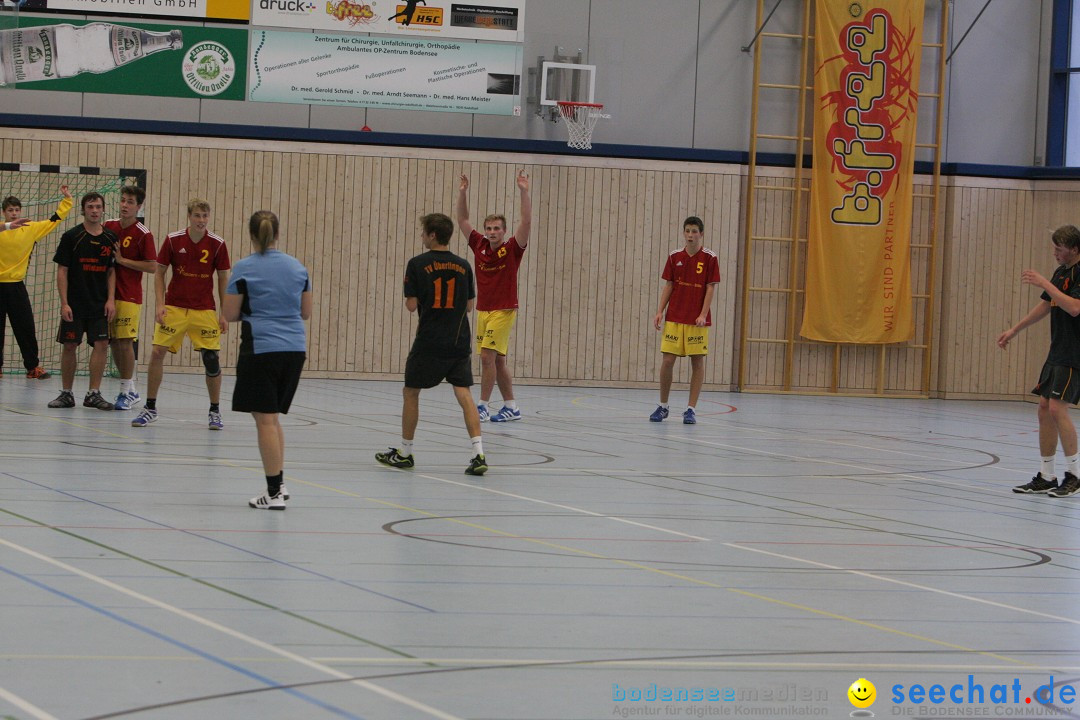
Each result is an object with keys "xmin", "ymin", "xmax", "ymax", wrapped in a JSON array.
[{"xmin": 404, "ymin": 249, "xmax": 476, "ymax": 359}]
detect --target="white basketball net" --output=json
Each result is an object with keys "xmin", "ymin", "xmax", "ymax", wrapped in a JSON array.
[{"xmin": 558, "ymin": 102, "xmax": 604, "ymax": 150}]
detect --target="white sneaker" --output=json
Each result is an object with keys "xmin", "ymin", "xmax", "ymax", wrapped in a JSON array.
[
  {"xmin": 280, "ymin": 484, "xmax": 290, "ymax": 500},
  {"xmin": 249, "ymin": 492, "xmax": 285, "ymax": 510}
]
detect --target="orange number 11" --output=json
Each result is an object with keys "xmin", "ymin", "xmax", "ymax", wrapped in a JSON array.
[{"xmin": 432, "ymin": 277, "xmax": 456, "ymax": 309}]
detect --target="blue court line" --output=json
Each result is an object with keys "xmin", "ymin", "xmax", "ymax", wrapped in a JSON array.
[
  {"xmin": 0, "ymin": 562, "xmax": 365, "ymax": 720},
  {"xmin": 4, "ymin": 473, "xmax": 437, "ymax": 613}
]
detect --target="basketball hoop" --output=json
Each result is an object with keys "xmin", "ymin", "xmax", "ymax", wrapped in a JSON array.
[{"xmin": 557, "ymin": 101, "xmax": 604, "ymax": 150}]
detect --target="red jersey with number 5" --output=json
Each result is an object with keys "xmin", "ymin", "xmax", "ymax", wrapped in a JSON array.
[
  {"xmin": 157, "ymin": 230, "xmax": 231, "ymax": 311},
  {"xmin": 661, "ymin": 247, "xmax": 721, "ymax": 326},
  {"xmin": 469, "ymin": 230, "xmax": 526, "ymax": 311},
  {"xmin": 104, "ymin": 219, "xmax": 156, "ymax": 305}
]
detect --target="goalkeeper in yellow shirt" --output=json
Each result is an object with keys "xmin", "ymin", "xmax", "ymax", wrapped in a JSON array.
[{"xmin": 0, "ymin": 185, "xmax": 73, "ymax": 379}]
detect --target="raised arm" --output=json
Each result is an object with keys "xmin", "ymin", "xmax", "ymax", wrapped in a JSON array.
[
  {"xmin": 456, "ymin": 174, "xmax": 475, "ymax": 238},
  {"xmin": 514, "ymin": 169, "xmax": 532, "ymax": 248},
  {"xmin": 29, "ymin": 185, "xmax": 73, "ymax": 242}
]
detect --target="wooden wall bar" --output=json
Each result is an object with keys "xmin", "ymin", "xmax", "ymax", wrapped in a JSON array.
[{"xmin": 2, "ymin": 128, "xmax": 1075, "ymax": 400}]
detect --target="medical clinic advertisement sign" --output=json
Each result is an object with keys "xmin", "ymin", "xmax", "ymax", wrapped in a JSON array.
[
  {"xmin": 251, "ymin": 0, "xmax": 525, "ymax": 43},
  {"xmin": 249, "ymin": 30, "xmax": 522, "ymax": 115}
]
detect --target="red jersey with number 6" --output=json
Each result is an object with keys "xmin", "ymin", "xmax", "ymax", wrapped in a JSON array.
[
  {"xmin": 661, "ymin": 247, "xmax": 721, "ymax": 326},
  {"xmin": 157, "ymin": 230, "xmax": 231, "ymax": 311},
  {"xmin": 104, "ymin": 219, "xmax": 156, "ymax": 305},
  {"xmin": 469, "ymin": 230, "xmax": 526, "ymax": 311}
]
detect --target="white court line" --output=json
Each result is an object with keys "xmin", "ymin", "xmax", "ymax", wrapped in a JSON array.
[
  {"xmin": 415, "ymin": 473, "xmax": 710, "ymax": 541},
  {"xmin": 0, "ymin": 536, "xmax": 464, "ymax": 720},
  {"xmin": 309, "ymin": 658, "xmax": 1080, "ymax": 672},
  {"xmin": 406, "ymin": 421, "xmax": 1080, "ymax": 635},
  {"xmin": 0, "ymin": 685, "xmax": 59, "ymax": 720},
  {"xmin": 727, "ymin": 542, "xmax": 1080, "ymax": 627}
]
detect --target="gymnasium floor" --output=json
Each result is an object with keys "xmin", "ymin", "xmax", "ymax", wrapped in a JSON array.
[{"xmin": 1, "ymin": 374, "xmax": 1078, "ymax": 720}]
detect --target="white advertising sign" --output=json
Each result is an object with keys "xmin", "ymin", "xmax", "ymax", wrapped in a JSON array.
[{"xmin": 249, "ymin": 30, "xmax": 522, "ymax": 115}]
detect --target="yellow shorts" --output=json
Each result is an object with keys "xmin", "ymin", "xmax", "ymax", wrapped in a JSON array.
[
  {"xmin": 660, "ymin": 321, "xmax": 709, "ymax": 357},
  {"xmin": 476, "ymin": 309, "xmax": 517, "ymax": 355},
  {"xmin": 152, "ymin": 306, "xmax": 221, "ymax": 353},
  {"xmin": 109, "ymin": 300, "xmax": 141, "ymax": 340}
]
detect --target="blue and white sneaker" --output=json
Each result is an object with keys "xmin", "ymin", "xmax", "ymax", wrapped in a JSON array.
[
  {"xmin": 477, "ymin": 404, "xmax": 490, "ymax": 422},
  {"xmin": 208, "ymin": 410, "xmax": 224, "ymax": 431},
  {"xmin": 683, "ymin": 408, "xmax": 697, "ymax": 425},
  {"xmin": 131, "ymin": 407, "xmax": 158, "ymax": 427},
  {"xmin": 490, "ymin": 406, "xmax": 522, "ymax": 422},
  {"xmin": 114, "ymin": 390, "xmax": 140, "ymax": 411},
  {"xmin": 649, "ymin": 405, "xmax": 669, "ymax": 422}
]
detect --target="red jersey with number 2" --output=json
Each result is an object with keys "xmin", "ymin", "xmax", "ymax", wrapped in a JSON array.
[
  {"xmin": 469, "ymin": 229, "xmax": 526, "ymax": 311},
  {"xmin": 158, "ymin": 230, "xmax": 231, "ymax": 311},
  {"xmin": 662, "ymin": 247, "xmax": 721, "ymax": 326}
]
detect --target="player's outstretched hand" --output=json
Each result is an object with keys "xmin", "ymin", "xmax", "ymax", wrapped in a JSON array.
[
  {"xmin": 60, "ymin": 185, "xmax": 72, "ymax": 200},
  {"xmin": 1020, "ymin": 269, "xmax": 1049, "ymax": 290},
  {"xmin": 459, "ymin": 174, "xmax": 469, "ymax": 191},
  {"xmin": 7, "ymin": 217, "xmax": 30, "ymax": 230},
  {"xmin": 516, "ymin": 169, "xmax": 529, "ymax": 191},
  {"xmin": 997, "ymin": 329, "xmax": 1013, "ymax": 349}
]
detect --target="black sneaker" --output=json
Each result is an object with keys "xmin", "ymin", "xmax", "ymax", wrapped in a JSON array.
[
  {"xmin": 465, "ymin": 454, "xmax": 488, "ymax": 476},
  {"xmin": 1048, "ymin": 472, "xmax": 1080, "ymax": 497},
  {"xmin": 47, "ymin": 391, "xmax": 75, "ymax": 409},
  {"xmin": 1013, "ymin": 474, "xmax": 1059, "ymax": 494},
  {"xmin": 83, "ymin": 391, "xmax": 115, "ymax": 411},
  {"xmin": 376, "ymin": 448, "xmax": 415, "ymax": 468}
]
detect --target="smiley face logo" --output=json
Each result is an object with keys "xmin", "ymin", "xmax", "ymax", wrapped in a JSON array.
[{"xmin": 848, "ymin": 678, "xmax": 876, "ymax": 709}]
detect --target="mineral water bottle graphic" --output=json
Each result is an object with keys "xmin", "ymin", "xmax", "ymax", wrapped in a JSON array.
[{"xmin": 0, "ymin": 23, "xmax": 183, "ymax": 85}]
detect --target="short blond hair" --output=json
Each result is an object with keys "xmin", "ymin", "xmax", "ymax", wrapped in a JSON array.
[
  {"xmin": 483, "ymin": 214, "xmax": 506, "ymax": 230},
  {"xmin": 187, "ymin": 198, "xmax": 211, "ymax": 215}
]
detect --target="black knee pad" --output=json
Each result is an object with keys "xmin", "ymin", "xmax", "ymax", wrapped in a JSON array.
[{"xmin": 201, "ymin": 349, "xmax": 221, "ymax": 377}]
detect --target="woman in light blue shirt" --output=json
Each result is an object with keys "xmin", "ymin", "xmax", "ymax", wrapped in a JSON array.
[{"xmin": 224, "ymin": 210, "xmax": 311, "ymax": 510}]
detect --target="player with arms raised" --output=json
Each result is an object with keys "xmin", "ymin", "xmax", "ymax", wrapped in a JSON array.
[{"xmin": 456, "ymin": 169, "xmax": 531, "ymax": 423}]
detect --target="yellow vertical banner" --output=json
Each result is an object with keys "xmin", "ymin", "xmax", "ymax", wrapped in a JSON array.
[{"xmin": 802, "ymin": 1, "xmax": 924, "ymax": 344}]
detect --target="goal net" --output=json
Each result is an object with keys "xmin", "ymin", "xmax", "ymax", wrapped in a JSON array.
[{"xmin": 0, "ymin": 164, "xmax": 142, "ymax": 376}]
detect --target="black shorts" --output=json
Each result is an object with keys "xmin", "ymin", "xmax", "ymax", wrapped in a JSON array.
[
  {"xmin": 1032, "ymin": 362, "xmax": 1080, "ymax": 405},
  {"xmin": 404, "ymin": 352, "xmax": 473, "ymax": 389},
  {"xmin": 232, "ymin": 351, "xmax": 306, "ymax": 414},
  {"xmin": 57, "ymin": 316, "xmax": 109, "ymax": 345}
]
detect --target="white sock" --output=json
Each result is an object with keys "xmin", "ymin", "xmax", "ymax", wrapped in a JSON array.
[
  {"xmin": 660, "ymin": 403, "xmax": 669, "ymax": 410},
  {"xmin": 1067, "ymin": 453, "xmax": 1080, "ymax": 478},
  {"xmin": 480, "ymin": 398, "xmax": 491, "ymax": 407},
  {"xmin": 1041, "ymin": 456, "xmax": 1056, "ymax": 480},
  {"xmin": 120, "ymin": 379, "xmax": 134, "ymax": 394},
  {"xmin": 471, "ymin": 436, "xmax": 483, "ymax": 456},
  {"xmin": 505, "ymin": 399, "xmax": 518, "ymax": 411},
  {"xmin": 401, "ymin": 439, "xmax": 414, "ymax": 456},
  {"xmin": 686, "ymin": 406, "xmax": 696, "ymax": 413}
]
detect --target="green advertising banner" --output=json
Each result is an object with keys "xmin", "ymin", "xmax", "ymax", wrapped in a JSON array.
[
  {"xmin": 249, "ymin": 30, "xmax": 522, "ymax": 115},
  {"xmin": 1, "ymin": 19, "xmax": 247, "ymax": 100}
]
